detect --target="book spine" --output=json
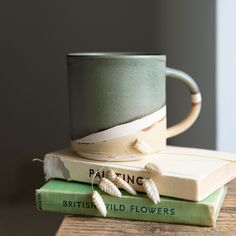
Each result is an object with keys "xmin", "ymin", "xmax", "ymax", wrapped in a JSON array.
[
  {"xmin": 44, "ymin": 155, "xmax": 150, "ymax": 192},
  {"xmin": 36, "ymin": 188, "xmax": 214, "ymax": 226},
  {"xmin": 44, "ymin": 155, "xmax": 197, "ymax": 201}
]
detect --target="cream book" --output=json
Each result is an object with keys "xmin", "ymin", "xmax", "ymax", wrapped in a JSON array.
[{"xmin": 43, "ymin": 146, "xmax": 236, "ymax": 201}]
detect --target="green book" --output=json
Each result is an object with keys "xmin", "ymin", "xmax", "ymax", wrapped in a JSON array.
[{"xmin": 36, "ymin": 180, "xmax": 227, "ymax": 226}]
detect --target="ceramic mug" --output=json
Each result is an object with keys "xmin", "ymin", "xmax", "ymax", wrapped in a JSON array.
[{"xmin": 67, "ymin": 53, "xmax": 202, "ymax": 161}]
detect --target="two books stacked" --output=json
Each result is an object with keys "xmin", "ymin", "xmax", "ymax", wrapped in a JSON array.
[{"xmin": 36, "ymin": 146, "xmax": 236, "ymax": 226}]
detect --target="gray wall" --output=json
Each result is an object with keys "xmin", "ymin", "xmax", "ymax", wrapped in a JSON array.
[
  {"xmin": 155, "ymin": 1, "xmax": 216, "ymax": 149},
  {"xmin": 0, "ymin": 0, "xmax": 215, "ymax": 235}
]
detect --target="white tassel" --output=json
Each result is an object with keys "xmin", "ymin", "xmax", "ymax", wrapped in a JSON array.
[
  {"xmin": 107, "ymin": 169, "xmax": 137, "ymax": 195},
  {"xmin": 133, "ymin": 138, "xmax": 152, "ymax": 154},
  {"xmin": 107, "ymin": 169, "xmax": 117, "ymax": 182},
  {"xmin": 145, "ymin": 162, "xmax": 163, "ymax": 176},
  {"xmin": 113, "ymin": 177, "xmax": 137, "ymax": 195},
  {"xmin": 92, "ymin": 191, "xmax": 107, "ymax": 217},
  {"xmin": 142, "ymin": 178, "xmax": 160, "ymax": 204},
  {"xmin": 99, "ymin": 177, "xmax": 122, "ymax": 197}
]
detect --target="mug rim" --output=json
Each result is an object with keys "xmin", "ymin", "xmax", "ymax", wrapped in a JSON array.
[{"xmin": 67, "ymin": 52, "xmax": 166, "ymax": 60}]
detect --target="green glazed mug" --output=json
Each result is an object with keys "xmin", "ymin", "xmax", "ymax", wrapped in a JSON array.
[{"xmin": 67, "ymin": 53, "xmax": 202, "ymax": 161}]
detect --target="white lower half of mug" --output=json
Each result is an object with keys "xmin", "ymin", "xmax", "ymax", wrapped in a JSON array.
[{"xmin": 71, "ymin": 106, "xmax": 167, "ymax": 161}]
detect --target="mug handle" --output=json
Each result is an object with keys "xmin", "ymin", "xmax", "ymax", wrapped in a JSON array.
[{"xmin": 166, "ymin": 67, "xmax": 202, "ymax": 138}]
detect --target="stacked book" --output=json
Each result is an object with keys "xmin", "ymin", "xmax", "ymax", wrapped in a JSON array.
[{"xmin": 36, "ymin": 146, "xmax": 236, "ymax": 226}]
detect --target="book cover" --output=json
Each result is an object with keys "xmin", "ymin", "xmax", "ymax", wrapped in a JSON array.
[
  {"xmin": 43, "ymin": 145, "xmax": 236, "ymax": 201},
  {"xmin": 36, "ymin": 180, "xmax": 227, "ymax": 226}
]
